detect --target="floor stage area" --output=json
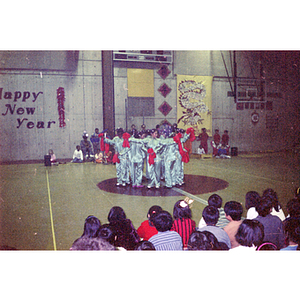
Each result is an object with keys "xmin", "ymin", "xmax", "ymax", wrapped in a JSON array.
[{"xmin": 0, "ymin": 150, "xmax": 299, "ymax": 250}]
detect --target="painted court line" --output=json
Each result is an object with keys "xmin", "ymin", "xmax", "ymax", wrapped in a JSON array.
[
  {"xmin": 45, "ymin": 169, "xmax": 57, "ymax": 251},
  {"xmin": 143, "ymin": 172, "xmax": 208, "ymax": 206},
  {"xmin": 171, "ymin": 186, "xmax": 208, "ymax": 206}
]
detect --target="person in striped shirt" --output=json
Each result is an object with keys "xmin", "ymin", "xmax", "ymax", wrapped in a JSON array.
[
  {"xmin": 170, "ymin": 199, "xmax": 196, "ymax": 249},
  {"xmin": 149, "ymin": 210, "xmax": 183, "ymax": 251},
  {"xmin": 198, "ymin": 194, "xmax": 229, "ymax": 229}
]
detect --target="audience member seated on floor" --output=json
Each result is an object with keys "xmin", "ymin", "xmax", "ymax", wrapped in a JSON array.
[
  {"xmin": 198, "ymin": 194, "xmax": 229, "ymax": 229},
  {"xmin": 98, "ymin": 224, "xmax": 116, "ymax": 245},
  {"xmin": 70, "ymin": 215, "xmax": 102, "ymax": 250},
  {"xmin": 254, "ymin": 195, "xmax": 285, "ymax": 249},
  {"xmin": 81, "ymin": 215, "xmax": 102, "ymax": 238},
  {"xmin": 80, "ymin": 132, "xmax": 94, "ymax": 162},
  {"xmin": 134, "ymin": 240, "xmax": 156, "ymax": 250},
  {"xmin": 94, "ymin": 149, "xmax": 103, "ymax": 163},
  {"xmin": 230, "ymin": 219, "xmax": 264, "ymax": 251},
  {"xmin": 284, "ymin": 198, "xmax": 300, "ymax": 222},
  {"xmin": 71, "ymin": 145, "xmax": 83, "ymax": 163},
  {"xmin": 262, "ymin": 188, "xmax": 285, "ymax": 221},
  {"xmin": 137, "ymin": 205, "xmax": 163, "ymax": 241},
  {"xmin": 48, "ymin": 149, "xmax": 59, "ymax": 166},
  {"xmin": 245, "ymin": 191, "xmax": 260, "ymax": 219},
  {"xmin": 187, "ymin": 230, "xmax": 222, "ymax": 250},
  {"xmin": 170, "ymin": 198, "xmax": 196, "ymax": 249},
  {"xmin": 223, "ymin": 201, "xmax": 244, "ymax": 249},
  {"xmin": 280, "ymin": 218, "xmax": 300, "ymax": 251},
  {"xmin": 70, "ymin": 236, "xmax": 116, "ymax": 250},
  {"xmin": 105, "ymin": 206, "xmax": 140, "ymax": 250},
  {"xmin": 215, "ymin": 144, "xmax": 231, "ymax": 159},
  {"xmin": 148, "ymin": 210, "xmax": 183, "ymax": 250},
  {"xmin": 197, "ymin": 206, "xmax": 231, "ymax": 249}
]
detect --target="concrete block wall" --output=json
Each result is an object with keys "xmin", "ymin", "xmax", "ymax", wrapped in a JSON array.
[
  {"xmin": 0, "ymin": 50, "xmax": 298, "ymax": 162},
  {"xmin": 0, "ymin": 51, "xmax": 103, "ymax": 162}
]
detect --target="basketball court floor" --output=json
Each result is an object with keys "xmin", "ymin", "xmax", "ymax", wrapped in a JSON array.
[{"xmin": 0, "ymin": 150, "xmax": 299, "ymax": 250}]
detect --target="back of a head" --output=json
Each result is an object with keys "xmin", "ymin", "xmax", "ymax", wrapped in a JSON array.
[
  {"xmin": 284, "ymin": 217, "xmax": 300, "ymax": 245},
  {"xmin": 207, "ymin": 194, "xmax": 222, "ymax": 209},
  {"xmin": 148, "ymin": 205, "xmax": 163, "ymax": 221},
  {"xmin": 245, "ymin": 191, "xmax": 260, "ymax": 210},
  {"xmin": 135, "ymin": 240, "xmax": 156, "ymax": 250},
  {"xmin": 256, "ymin": 196, "xmax": 273, "ymax": 217},
  {"xmin": 187, "ymin": 231, "xmax": 219, "ymax": 250},
  {"xmin": 173, "ymin": 200, "xmax": 192, "ymax": 220},
  {"xmin": 286, "ymin": 198, "xmax": 300, "ymax": 218},
  {"xmin": 98, "ymin": 224, "xmax": 116, "ymax": 244},
  {"xmin": 202, "ymin": 205, "xmax": 219, "ymax": 226},
  {"xmin": 262, "ymin": 188, "xmax": 280, "ymax": 212},
  {"xmin": 224, "ymin": 201, "xmax": 243, "ymax": 221},
  {"xmin": 108, "ymin": 206, "xmax": 127, "ymax": 223},
  {"xmin": 82, "ymin": 215, "xmax": 101, "ymax": 238},
  {"xmin": 70, "ymin": 237, "xmax": 116, "ymax": 250},
  {"xmin": 151, "ymin": 210, "xmax": 173, "ymax": 232},
  {"xmin": 235, "ymin": 219, "xmax": 264, "ymax": 247},
  {"xmin": 116, "ymin": 127, "xmax": 124, "ymax": 138}
]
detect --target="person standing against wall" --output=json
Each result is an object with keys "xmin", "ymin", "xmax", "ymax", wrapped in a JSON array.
[
  {"xmin": 221, "ymin": 130, "xmax": 230, "ymax": 155},
  {"xmin": 197, "ymin": 128, "xmax": 209, "ymax": 154},
  {"xmin": 90, "ymin": 128, "xmax": 100, "ymax": 155},
  {"xmin": 211, "ymin": 129, "xmax": 221, "ymax": 157}
]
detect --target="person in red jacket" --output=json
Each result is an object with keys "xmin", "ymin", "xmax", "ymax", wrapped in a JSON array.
[
  {"xmin": 221, "ymin": 130, "xmax": 230, "ymax": 154},
  {"xmin": 137, "ymin": 205, "xmax": 163, "ymax": 241},
  {"xmin": 211, "ymin": 129, "xmax": 221, "ymax": 156},
  {"xmin": 197, "ymin": 128, "xmax": 209, "ymax": 154}
]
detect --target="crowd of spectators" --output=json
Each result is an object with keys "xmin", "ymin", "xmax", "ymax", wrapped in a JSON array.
[{"xmin": 70, "ymin": 187, "xmax": 300, "ymax": 251}]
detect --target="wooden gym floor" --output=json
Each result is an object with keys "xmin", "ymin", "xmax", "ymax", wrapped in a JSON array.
[{"xmin": 0, "ymin": 150, "xmax": 299, "ymax": 250}]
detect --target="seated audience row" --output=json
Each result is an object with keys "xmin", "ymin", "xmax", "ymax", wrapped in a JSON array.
[{"xmin": 70, "ymin": 187, "xmax": 300, "ymax": 251}]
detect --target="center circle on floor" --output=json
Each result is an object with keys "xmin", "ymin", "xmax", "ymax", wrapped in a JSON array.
[{"xmin": 97, "ymin": 174, "xmax": 229, "ymax": 197}]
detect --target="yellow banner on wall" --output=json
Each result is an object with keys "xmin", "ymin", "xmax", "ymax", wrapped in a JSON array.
[
  {"xmin": 127, "ymin": 69, "xmax": 154, "ymax": 97},
  {"xmin": 177, "ymin": 75, "xmax": 213, "ymax": 136}
]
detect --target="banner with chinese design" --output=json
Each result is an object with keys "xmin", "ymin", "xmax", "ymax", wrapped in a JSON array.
[{"xmin": 177, "ymin": 75, "xmax": 213, "ymax": 137}]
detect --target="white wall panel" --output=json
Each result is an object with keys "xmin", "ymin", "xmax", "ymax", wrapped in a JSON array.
[{"xmin": 0, "ymin": 51, "xmax": 103, "ymax": 162}]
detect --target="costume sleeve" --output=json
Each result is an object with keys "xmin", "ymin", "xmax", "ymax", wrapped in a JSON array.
[
  {"xmin": 159, "ymin": 137, "xmax": 176, "ymax": 146},
  {"xmin": 119, "ymin": 146, "xmax": 130, "ymax": 156},
  {"xmin": 104, "ymin": 137, "xmax": 115, "ymax": 146},
  {"xmin": 181, "ymin": 133, "xmax": 190, "ymax": 143}
]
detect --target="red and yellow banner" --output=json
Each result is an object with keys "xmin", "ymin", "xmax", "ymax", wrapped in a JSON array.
[{"xmin": 177, "ymin": 75, "xmax": 213, "ymax": 136}]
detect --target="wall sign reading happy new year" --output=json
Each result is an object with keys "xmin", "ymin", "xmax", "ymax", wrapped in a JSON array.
[{"xmin": 0, "ymin": 87, "xmax": 57, "ymax": 129}]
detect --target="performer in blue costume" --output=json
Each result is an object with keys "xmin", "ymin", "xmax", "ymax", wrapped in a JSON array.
[
  {"xmin": 173, "ymin": 128, "xmax": 191, "ymax": 186},
  {"xmin": 104, "ymin": 128, "xmax": 130, "ymax": 186},
  {"xmin": 159, "ymin": 129, "xmax": 178, "ymax": 188},
  {"xmin": 142, "ymin": 129, "xmax": 164, "ymax": 189},
  {"xmin": 128, "ymin": 131, "xmax": 147, "ymax": 188}
]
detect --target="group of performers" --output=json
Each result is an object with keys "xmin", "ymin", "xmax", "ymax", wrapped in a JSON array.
[
  {"xmin": 101, "ymin": 124, "xmax": 196, "ymax": 189},
  {"xmin": 80, "ymin": 124, "xmax": 229, "ymax": 187},
  {"xmin": 197, "ymin": 128, "xmax": 230, "ymax": 157}
]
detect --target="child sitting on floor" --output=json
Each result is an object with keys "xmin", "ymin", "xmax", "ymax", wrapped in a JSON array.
[{"xmin": 94, "ymin": 149, "xmax": 103, "ymax": 163}]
